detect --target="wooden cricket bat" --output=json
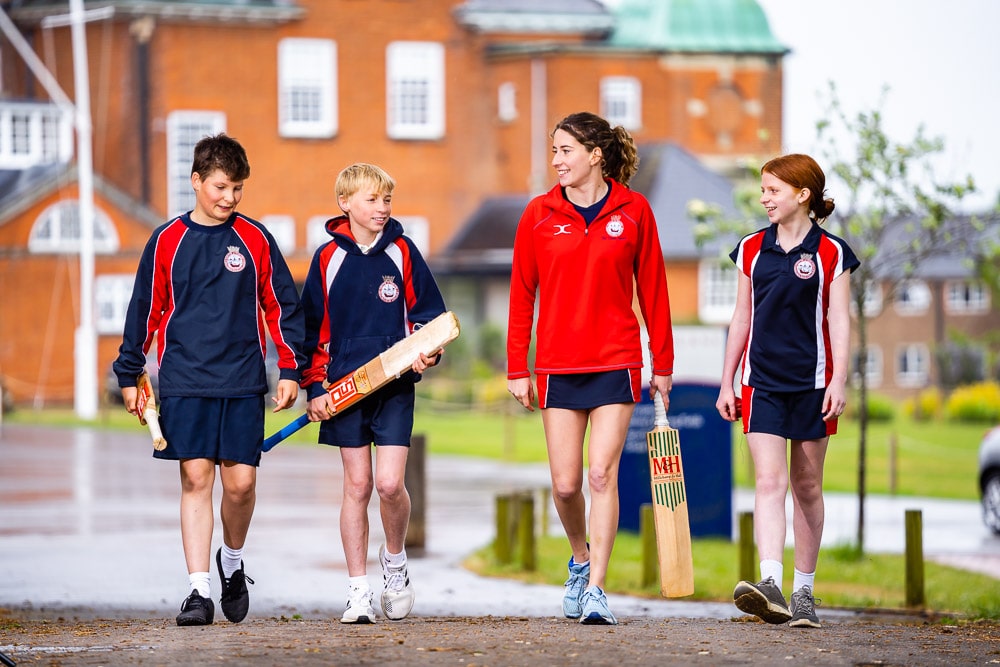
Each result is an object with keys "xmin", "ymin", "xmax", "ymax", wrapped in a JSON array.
[
  {"xmin": 646, "ymin": 392, "xmax": 694, "ymax": 597},
  {"xmin": 263, "ymin": 311, "xmax": 461, "ymax": 452},
  {"xmin": 136, "ymin": 371, "xmax": 167, "ymax": 451}
]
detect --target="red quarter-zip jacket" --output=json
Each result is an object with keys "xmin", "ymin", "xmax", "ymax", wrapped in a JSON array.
[{"xmin": 507, "ymin": 180, "xmax": 674, "ymax": 380}]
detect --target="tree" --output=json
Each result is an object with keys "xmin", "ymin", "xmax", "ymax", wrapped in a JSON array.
[{"xmin": 691, "ymin": 83, "xmax": 997, "ymax": 553}]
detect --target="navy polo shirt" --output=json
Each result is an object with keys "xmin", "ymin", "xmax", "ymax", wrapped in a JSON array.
[{"xmin": 730, "ymin": 222, "xmax": 860, "ymax": 392}]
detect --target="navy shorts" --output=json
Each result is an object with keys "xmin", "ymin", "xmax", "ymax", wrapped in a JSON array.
[
  {"xmin": 318, "ymin": 381, "xmax": 414, "ymax": 447},
  {"xmin": 741, "ymin": 385, "xmax": 837, "ymax": 440},
  {"xmin": 157, "ymin": 395, "xmax": 265, "ymax": 466},
  {"xmin": 537, "ymin": 368, "xmax": 641, "ymax": 410}
]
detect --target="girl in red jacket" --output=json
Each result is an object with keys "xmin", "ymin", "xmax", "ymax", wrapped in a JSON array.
[{"xmin": 507, "ymin": 112, "xmax": 674, "ymax": 625}]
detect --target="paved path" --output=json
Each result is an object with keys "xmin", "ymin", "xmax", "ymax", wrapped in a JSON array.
[{"xmin": 0, "ymin": 424, "xmax": 996, "ymax": 622}]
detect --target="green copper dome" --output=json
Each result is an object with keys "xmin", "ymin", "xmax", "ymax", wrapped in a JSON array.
[{"xmin": 609, "ymin": 0, "xmax": 787, "ymax": 54}]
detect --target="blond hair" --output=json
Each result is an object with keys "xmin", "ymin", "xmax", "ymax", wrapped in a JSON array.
[{"xmin": 335, "ymin": 163, "xmax": 396, "ymax": 200}]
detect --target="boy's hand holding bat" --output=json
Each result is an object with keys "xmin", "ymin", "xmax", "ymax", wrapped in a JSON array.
[
  {"xmin": 305, "ymin": 350, "xmax": 442, "ymax": 421},
  {"xmin": 123, "ymin": 371, "xmax": 167, "ymax": 451}
]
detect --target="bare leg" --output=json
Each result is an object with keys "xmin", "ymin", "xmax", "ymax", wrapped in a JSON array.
[
  {"xmin": 340, "ymin": 447, "xmax": 375, "ymax": 577},
  {"xmin": 789, "ymin": 437, "xmax": 828, "ymax": 574},
  {"xmin": 746, "ymin": 432, "xmax": 790, "ymax": 565},
  {"xmin": 374, "ymin": 445, "xmax": 411, "ymax": 554},
  {"xmin": 581, "ymin": 402, "xmax": 634, "ymax": 590},
  {"xmin": 219, "ymin": 461, "xmax": 257, "ymax": 550},
  {"xmin": 541, "ymin": 408, "xmax": 590, "ymax": 565},
  {"xmin": 179, "ymin": 458, "xmax": 216, "ymax": 574}
]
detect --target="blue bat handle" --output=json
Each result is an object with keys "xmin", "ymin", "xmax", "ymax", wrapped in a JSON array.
[{"xmin": 262, "ymin": 412, "xmax": 311, "ymax": 452}]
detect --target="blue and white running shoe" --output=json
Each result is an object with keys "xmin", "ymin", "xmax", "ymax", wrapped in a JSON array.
[
  {"xmin": 579, "ymin": 585, "xmax": 618, "ymax": 625},
  {"xmin": 562, "ymin": 556, "xmax": 590, "ymax": 619}
]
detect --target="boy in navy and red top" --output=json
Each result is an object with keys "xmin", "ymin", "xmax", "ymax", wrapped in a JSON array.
[
  {"xmin": 299, "ymin": 162, "xmax": 445, "ymax": 624},
  {"xmin": 113, "ymin": 134, "xmax": 304, "ymax": 627},
  {"xmin": 717, "ymin": 153, "xmax": 859, "ymax": 630}
]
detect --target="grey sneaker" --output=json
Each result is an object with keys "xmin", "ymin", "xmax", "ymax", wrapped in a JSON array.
[
  {"xmin": 789, "ymin": 585, "xmax": 822, "ymax": 628},
  {"xmin": 562, "ymin": 556, "xmax": 590, "ymax": 619},
  {"xmin": 733, "ymin": 577, "xmax": 792, "ymax": 624}
]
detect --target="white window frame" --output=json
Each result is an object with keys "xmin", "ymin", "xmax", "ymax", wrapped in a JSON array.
[
  {"xmin": 278, "ymin": 38, "xmax": 337, "ymax": 139},
  {"xmin": 893, "ymin": 279, "xmax": 931, "ymax": 316},
  {"xmin": 0, "ymin": 101, "xmax": 73, "ymax": 168},
  {"xmin": 396, "ymin": 215, "xmax": 430, "ymax": 257},
  {"xmin": 95, "ymin": 274, "xmax": 136, "ymax": 335},
  {"xmin": 600, "ymin": 76, "xmax": 642, "ymax": 130},
  {"xmin": 945, "ymin": 280, "xmax": 989, "ymax": 314},
  {"xmin": 386, "ymin": 41, "xmax": 445, "ymax": 140},
  {"xmin": 497, "ymin": 82, "xmax": 517, "ymax": 123},
  {"xmin": 261, "ymin": 214, "xmax": 296, "ymax": 256},
  {"xmin": 27, "ymin": 200, "xmax": 119, "ymax": 254},
  {"xmin": 861, "ymin": 281, "xmax": 883, "ymax": 317},
  {"xmin": 166, "ymin": 111, "xmax": 226, "ymax": 218},
  {"xmin": 307, "ymin": 215, "xmax": 331, "ymax": 254},
  {"xmin": 852, "ymin": 345, "xmax": 883, "ymax": 388},
  {"xmin": 697, "ymin": 259, "xmax": 738, "ymax": 325},
  {"xmin": 896, "ymin": 343, "xmax": 930, "ymax": 388}
]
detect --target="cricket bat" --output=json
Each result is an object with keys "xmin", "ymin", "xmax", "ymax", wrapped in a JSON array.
[
  {"xmin": 136, "ymin": 371, "xmax": 167, "ymax": 451},
  {"xmin": 646, "ymin": 392, "xmax": 694, "ymax": 597},
  {"xmin": 263, "ymin": 311, "xmax": 461, "ymax": 452}
]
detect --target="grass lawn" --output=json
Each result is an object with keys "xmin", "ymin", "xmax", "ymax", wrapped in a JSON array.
[{"xmin": 465, "ymin": 533, "xmax": 1000, "ymax": 620}]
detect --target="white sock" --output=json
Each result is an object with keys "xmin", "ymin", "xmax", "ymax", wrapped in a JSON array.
[
  {"xmin": 189, "ymin": 571, "xmax": 211, "ymax": 598},
  {"xmin": 793, "ymin": 568, "xmax": 815, "ymax": 593},
  {"xmin": 348, "ymin": 575, "xmax": 370, "ymax": 592},
  {"xmin": 221, "ymin": 544, "xmax": 243, "ymax": 579},
  {"xmin": 759, "ymin": 559, "xmax": 783, "ymax": 588},
  {"xmin": 383, "ymin": 547, "xmax": 407, "ymax": 568}
]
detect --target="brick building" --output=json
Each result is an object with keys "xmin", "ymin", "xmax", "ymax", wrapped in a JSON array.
[{"xmin": 0, "ymin": 0, "xmax": 790, "ymax": 407}]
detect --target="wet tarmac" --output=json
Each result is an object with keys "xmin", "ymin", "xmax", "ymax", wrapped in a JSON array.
[{"xmin": 0, "ymin": 423, "xmax": 997, "ymax": 621}]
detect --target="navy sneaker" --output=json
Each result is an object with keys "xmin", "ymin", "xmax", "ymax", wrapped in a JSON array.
[
  {"xmin": 176, "ymin": 590, "xmax": 214, "ymax": 626},
  {"xmin": 217, "ymin": 547, "xmax": 253, "ymax": 623}
]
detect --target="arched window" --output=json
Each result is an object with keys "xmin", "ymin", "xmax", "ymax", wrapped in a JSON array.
[{"xmin": 27, "ymin": 200, "xmax": 119, "ymax": 254}]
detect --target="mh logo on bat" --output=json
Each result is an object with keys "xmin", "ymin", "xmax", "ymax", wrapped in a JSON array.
[{"xmin": 651, "ymin": 455, "xmax": 683, "ymax": 482}]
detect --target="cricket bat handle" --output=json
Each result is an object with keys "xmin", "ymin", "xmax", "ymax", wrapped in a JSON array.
[
  {"xmin": 136, "ymin": 372, "xmax": 167, "ymax": 451},
  {"xmin": 262, "ymin": 412, "xmax": 310, "ymax": 452},
  {"xmin": 144, "ymin": 408, "xmax": 167, "ymax": 451}
]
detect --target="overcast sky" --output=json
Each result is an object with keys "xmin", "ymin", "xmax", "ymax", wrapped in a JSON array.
[
  {"xmin": 753, "ymin": 0, "xmax": 1000, "ymax": 212},
  {"xmin": 602, "ymin": 0, "xmax": 1000, "ymax": 212}
]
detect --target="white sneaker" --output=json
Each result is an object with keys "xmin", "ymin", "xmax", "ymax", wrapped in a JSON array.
[
  {"xmin": 340, "ymin": 586, "xmax": 376, "ymax": 624},
  {"xmin": 379, "ymin": 544, "xmax": 415, "ymax": 620}
]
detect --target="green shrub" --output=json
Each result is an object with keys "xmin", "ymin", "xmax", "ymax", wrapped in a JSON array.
[
  {"xmin": 866, "ymin": 393, "xmax": 896, "ymax": 421},
  {"xmin": 945, "ymin": 381, "xmax": 1000, "ymax": 423}
]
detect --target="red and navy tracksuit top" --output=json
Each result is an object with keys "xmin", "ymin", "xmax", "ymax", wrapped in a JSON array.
[
  {"xmin": 730, "ymin": 222, "xmax": 860, "ymax": 392},
  {"xmin": 507, "ymin": 180, "xmax": 674, "ymax": 380},
  {"xmin": 113, "ymin": 212, "xmax": 305, "ymax": 397},
  {"xmin": 299, "ymin": 216, "xmax": 446, "ymax": 401}
]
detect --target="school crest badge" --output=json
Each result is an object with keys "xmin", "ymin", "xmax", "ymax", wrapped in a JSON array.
[
  {"xmin": 794, "ymin": 252, "xmax": 816, "ymax": 279},
  {"xmin": 224, "ymin": 245, "xmax": 246, "ymax": 272},
  {"xmin": 605, "ymin": 214, "xmax": 624, "ymax": 238},
  {"xmin": 378, "ymin": 275, "xmax": 400, "ymax": 303}
]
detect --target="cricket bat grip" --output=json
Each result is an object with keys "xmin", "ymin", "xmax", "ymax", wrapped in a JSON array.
[
  {"xmin": 262, "ymin": 412, "xmax": 310, "ymax": 452},
  {"xmin": 653, "ymin": 391, "xmax": 669, "ymax": 428}
]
